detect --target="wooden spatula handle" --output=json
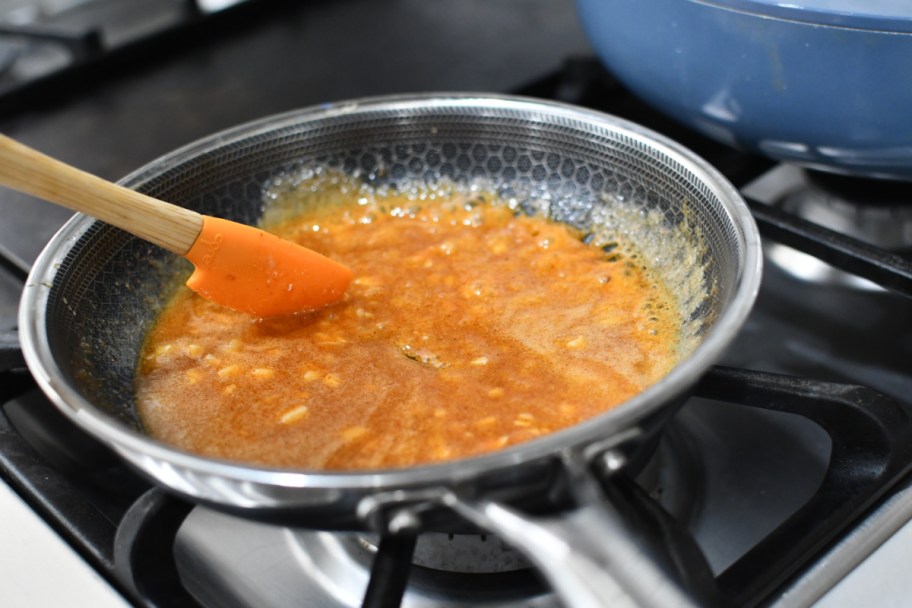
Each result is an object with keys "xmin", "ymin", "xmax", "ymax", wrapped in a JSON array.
[{"xmin": 0, "ymin": 133, "xmax": 202, "ymax": 255}]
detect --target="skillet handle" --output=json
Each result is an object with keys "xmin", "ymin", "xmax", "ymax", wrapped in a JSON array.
[{"xmin": 446, "ymin": 449, "xmax": 699, "ymax": 608}]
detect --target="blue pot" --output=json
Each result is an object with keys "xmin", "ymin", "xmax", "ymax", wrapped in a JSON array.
[{"xmin": 575, "ymin": 0, "xmax": 912, "ymax": 180}]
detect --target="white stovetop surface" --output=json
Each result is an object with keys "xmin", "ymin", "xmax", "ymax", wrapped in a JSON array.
[
  {"xmin": 817, "ymin": 523, "xmax": 912, "ymax": 608},
  {"xmin": 0, "ymin": 480, "xmax": 128, "ymax": 608}
]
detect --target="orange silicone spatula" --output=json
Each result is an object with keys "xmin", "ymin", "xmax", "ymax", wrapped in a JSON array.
[{"xmin": 0, "ymin": 134, "xmax": 353, "ymax": 317}]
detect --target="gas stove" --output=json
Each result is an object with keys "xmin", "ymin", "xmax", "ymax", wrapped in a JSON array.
[{"xmin": 1, "ymin": 2, "xmax": 912, "ymax": 607}]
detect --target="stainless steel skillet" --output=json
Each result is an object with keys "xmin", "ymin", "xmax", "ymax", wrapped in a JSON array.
[{"xmin": 19, "ymin": 94, "xmax": 761, "ymax": 607}]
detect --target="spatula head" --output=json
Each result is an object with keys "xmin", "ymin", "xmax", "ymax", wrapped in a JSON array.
[{"xmin": 183, "ymin": 215, "xmax": 352, "ymax": 317}]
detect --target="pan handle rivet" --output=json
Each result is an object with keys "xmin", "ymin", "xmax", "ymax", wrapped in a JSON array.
[{"xmin": 599, "ymin": 449, "xmax": 627, "ymax": 474}]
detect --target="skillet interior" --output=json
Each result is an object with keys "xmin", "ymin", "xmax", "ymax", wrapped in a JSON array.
[{"xmin": 22, "ymin": 94, "xmax": 758, "ymax": 522}]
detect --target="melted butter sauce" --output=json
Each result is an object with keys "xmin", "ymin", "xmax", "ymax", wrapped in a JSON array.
[{"xmin": 136, "ymin": 183, "xmax": 683, "ymax": 470}]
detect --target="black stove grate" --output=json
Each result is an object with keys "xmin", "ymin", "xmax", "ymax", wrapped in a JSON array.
[
  {"xmin": 693, "ymin": 367, "xmax": 912, "ymax": 606},
  {"xmin": 745, "ymin": 198, "xmax": 912, "ymax": 298},
  {"xmin": 1, "ymin": 57, "xmax": 911, "ymax": 608},
  {"xmin": 0, "ymin": 0, "xmax": 274, "ymax": 118}
]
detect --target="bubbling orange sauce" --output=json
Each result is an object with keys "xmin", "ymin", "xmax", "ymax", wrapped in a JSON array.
[{"xmin": 135, "ymin": 183, "xmax": 683, "ymax": 470}]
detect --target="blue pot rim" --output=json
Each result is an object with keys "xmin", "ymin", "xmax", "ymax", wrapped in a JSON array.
[{"xmin": 692, "ymin": 0, "xmax": 912, "ymax": 33}]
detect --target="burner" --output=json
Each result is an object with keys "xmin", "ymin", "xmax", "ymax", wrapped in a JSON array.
[
  {"xmin": 175, "ymin": 512, "xmax": 555, "ymax": 607},
  {"xmin": 171, "ymin": 422, "xmax": 706, "ymax": 608},
  {"xmin": 744, "ymin": 166, "xmax": 912, "ymax": 289},
  {"xmin": 292, "ymin": 531, "xmax": 549, "ymax": 606},
  {"xmin": 356, "ymin": 532, "xmax": 530, "ymax": 574}
]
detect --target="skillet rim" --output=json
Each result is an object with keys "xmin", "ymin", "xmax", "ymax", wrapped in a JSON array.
[{"xmin": 18, "ymin": 92, "xmax": 762, "ymax": 497}]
